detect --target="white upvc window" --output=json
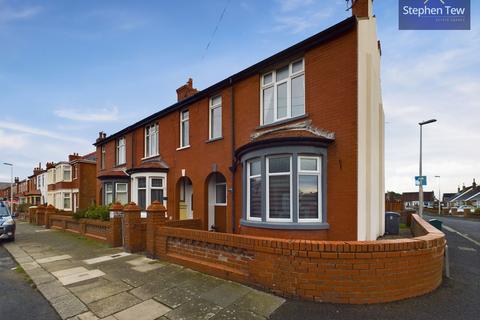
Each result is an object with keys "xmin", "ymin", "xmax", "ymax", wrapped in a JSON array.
[
  {"xmin": 63, "ymin": 165, "xmax": 71, "ymax": 181},
  {"xmin": 105, "ymin": 183, "xmax": 113, "ymax": 205},
  {"xmin": 115, "ymin": 183, "xmax": 128, "ymax": 204},
  {"xmin": 100, "ymin": 145, "xmax": 106, "ymax": 169},
  {"xmin": 209, "ymin": 96, "xmax": 222, "ymax": 140},
  {"xmin": 214, "ymin": 174, "xmax": 227, "ymax": 205},
  {"xmin": 297, "ymin": 156, "xmax": 322, "ymax": 222},
  {"xmin": 261, "ymin": 58, "xmax": 305, "ymax": 125},
  {"xmin": 246, "ymin": 159, "xmax": 262, "ymax": 221},
  {"xmin": 116, "ymin": 137, "xmax": 126, "ymax": 165},
  {"xmin": 145, "ymin": 124, "xmax": 159, "ymax": 158},
  {"xmin": 266, "ymin": 156, "xmax": 292, "ymax": 222},
  {"xmin": 63, "ymin": 192, "xmax": 71, "ymax": 210},
  {"xmin": 134, "ymin": 175, "xmax": 166, "ymax": 210},
  {"xmin": 180, "ymin": 110, "xmax": 190, "ymax": 148}
]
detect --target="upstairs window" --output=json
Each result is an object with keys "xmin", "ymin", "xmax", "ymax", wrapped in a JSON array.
[
  {"xmin": 145, "ymin": 124, "xmax": 159, "ymax": 158},
  {"xmin": 180, "ymin": 110, "xmax": 190, "ymax": 148},
  {"xmin": 100, "ymin": 146, "xmax": 106, "ymax": 170},
  {"xmin": 261, "ymin": 58, "xmax": 305, "ymax": 125},
  {"xmin": 63, "ymin": 165, "xmax": 71, "ymax": 181},
  {"xmin": 209, "ymin": 96, "xmax": 222, "ymax": 140},
  {"xmin": 116, "ymin": 137, "xmax": 126, "ymax": 165}
]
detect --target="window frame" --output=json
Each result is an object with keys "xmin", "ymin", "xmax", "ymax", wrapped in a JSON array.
[
  {"xmin": 180, "ymin": 110, "xmax": 190, "ymax": 148},
  {"xmin": 260, "ymin": 58, "xmax": 305, "ymax": 126},
  {"xmin": 149, "ymin": 177, "xmax": 165, "ymax": 205},
  {"xmin": 246, "ymin": 158, "xmax": 262, "ymax": 221},
  {"xmin": 100, "ymin": 145, "xmax": 106, "ymax": 170},
  {"xmin": 116, "ymin": 137, "xmax": 126, "ymax": 165},
  {"xmin": 63, "ymin": 165, "xmax": 71, "ymax": 181},
  {"xmin": 209, "ymin": 96, "xmax": 222, "ymax": 140},
  {"xmin": 63, "ymin": 192, "xmax": 71, "ymax": 210},
  {"xmin": 144, "ymin": 124, "xmax": 159, "ymax": 158},
  {"xmin": 115, "ymin": 182, "xmax": 128, "ymax": 204},
  {"xmin": 104, "ymin": 183, "xmax": 113, "ymax": 205},
  {"xmin": 297, "ymin": 156, "xmax": 322, "ymax": 223},
  {"xmin": 214, "ymin": 175, "xmax": 227, "ymax": 206},
  {"xmin": 266, "ymin": 155, "xmax": 293, "ymax": 222}
]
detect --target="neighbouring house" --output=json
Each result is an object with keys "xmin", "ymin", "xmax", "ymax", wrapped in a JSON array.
[
  {"xmin": 442, "ymin": 192, "xmax": 456, "ymax": 206},
  {"xmin": 16, "ymin": 178, "xmax": 28, "ymax": 204},
  {"xmin": 94, "ymin": 0, "xmax": 384, "ymax": 241},
  {"xmin": 46, "ymin": 153, "xmax": 97, "ymax": 212},
  {"xmin": 402, "ymin": 191, "xmax": 436, "ymax": 209},
  {"xmin": 25, "ymin": 163, "xmax": 44, "ymax": 206},
  {"xmin": 448, "ymin": 179, "xmax": 480, "ymax": 208},
  {"xmin": 385, "ymin": 191, "xmax": 402, "ymax": 212}
]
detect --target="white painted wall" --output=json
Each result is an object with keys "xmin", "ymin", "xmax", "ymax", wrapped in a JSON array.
[{"xmin": 357, "ymin": 13, "xmax": 385, "ymax": 240}]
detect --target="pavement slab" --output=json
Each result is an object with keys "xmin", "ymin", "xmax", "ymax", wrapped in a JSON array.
[
  {"xmin": 37, "ymin": 281, "xmax": 71, "ymax": 300},
  {"xmin": 50, "ymin": 293, "xmax": 88, "ymax": 319},
  {"xmin": 83, "ymin": 252, "xmax": 131, "ymax": 265},
  {"xmin": 163, "ymin": 298, "xmax": 223, "ymax": 320},
  {"xmin": 88, "ymin": 292, "xmax": 141, "ymax": 318},
  {"xmin": 113, "ymin": 299, "xmax": 171, "ymax": 320},
  {"xmin": 37, "ymin": 254, "xmax": 72, "ymax": 264},
  {"xmin": 73, "ymin": 280, "xmax": 132, "ymax": 304},
  {"xmin": 210, "ymin": 307, "xmax": 266, "ymax": 320},
  {"xmin": 231, "ymin": 290, "xmax": 285, "ymax": 318},
  {"xmin": 200, "ymin": 281, "xmax": 252, "ymax": 307}
]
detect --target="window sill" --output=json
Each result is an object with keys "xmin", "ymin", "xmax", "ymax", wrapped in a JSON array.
[
  {"xmin": 240, "ymin": 219, "xmax": 329, "ymax": 230},
  {"xmin": 114, "ymin": 163, "xmax": 127, "ymax": 168},
  {"xmin": 176, "ymin": 145, "xmax": 191, "ymax": 151},
  {"xmin": 141, "ymin": 155, "xmax": 159, "ymax": 161},
  {"xmin": 205, "ymin": 137, "xmax": 223, "ymax": 144},
  {"xmin": 256, "ymin": 114, "xmax": 309, "ymax": 130}
]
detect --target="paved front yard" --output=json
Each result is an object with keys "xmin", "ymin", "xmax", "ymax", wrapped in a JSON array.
[{"xmin": 5, "ymin": 222, "xmax": 284, "ymax": 320}]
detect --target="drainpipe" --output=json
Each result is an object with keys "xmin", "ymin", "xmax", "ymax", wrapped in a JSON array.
[{"xmin": 229, "ymin": 78, "xmax": 236, "ymax": 233}]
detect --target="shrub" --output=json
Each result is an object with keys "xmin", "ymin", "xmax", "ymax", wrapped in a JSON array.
[
  {"xmin": 73, "ymin": 205, "xmax": 110, "ymax": 221},
  {"xmin": 475, "ymin": 207, "xmax": 480, "ymax": 214},
  {"xmin": 17, "ymin": 203, "xmax": 31, "ymax": 213}
]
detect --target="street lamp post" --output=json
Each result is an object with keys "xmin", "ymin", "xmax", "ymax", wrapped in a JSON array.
[
  {"xmin": 3, "ymin": 162, "xmax": 13, "ymax": 214},
  {"xmin": 435, "ymin": 175, "xmax": 441, "ymax": 215},
  {"xmin": 418, "ymin": 119, "xmax": 437, "ymax": 217}
]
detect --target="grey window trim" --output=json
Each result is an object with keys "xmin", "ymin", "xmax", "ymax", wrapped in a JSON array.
[
  {"xmin": 240, "ymin": 144, "xmax": 328, "ymax": 229},
  {"xmin": 102, "ymin": 179, "xmax": 130, "ymax": 205}
]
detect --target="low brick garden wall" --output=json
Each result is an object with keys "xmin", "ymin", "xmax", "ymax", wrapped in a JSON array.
[
  {"xmin": 152, "ymin": 214, "xmax": 445, "ymax": 304},
  {"xmin": 49, "ymin": 214, "xmax": 110, "ymax": 242}
]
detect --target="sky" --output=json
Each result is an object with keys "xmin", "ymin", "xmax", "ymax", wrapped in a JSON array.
[{"xmin": 0, "ymin": 0, "xmax": 479, "ymax": 196}]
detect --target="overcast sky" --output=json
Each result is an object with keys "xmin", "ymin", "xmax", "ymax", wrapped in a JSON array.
[{"xmin": 0, "ymin": 0, "xmax": 478, "ymax": 196}]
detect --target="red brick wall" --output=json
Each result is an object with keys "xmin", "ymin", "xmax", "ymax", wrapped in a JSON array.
[
  {"xmin": 78, "ymin": 162, "xmax": 96, "ymax": 209},
  {"xmin": 96, "ymin": 23, "xmax": 359, "ymax": 240},
  {"xmin": 154, "ymin": 214, "xmax": 445, "ymax": 304}
]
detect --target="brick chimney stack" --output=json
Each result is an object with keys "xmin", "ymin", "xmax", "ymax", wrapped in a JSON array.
[
  {"xmin": 473, "ymin": 178, "xmax": 477, "ymax": 188},
  {"xmin": 46, "ymin": 162, "xmax": 55, "ymax": 169},
  {"xmin": 96, "ymin": 131, "xmax": 107, "ymax": 143},
  {"xmin": 14, "ymin": 177, "xmax": 19, "ymax": 183},
  {"xmin": 69, "ymin": 153, "xmax": 81, "ymax": 162},
  {"xmin": 351, "ymin": 0, "xmax": 372, "ymax": 18},
  {"xmin": 176, "ymin": 78, "xmax": 198, "ymax": 102}
]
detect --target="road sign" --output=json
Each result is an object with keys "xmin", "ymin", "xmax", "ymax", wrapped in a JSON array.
[{"xmin": 415, "ymin": 176, "xmax": 427, "ymax": 186}]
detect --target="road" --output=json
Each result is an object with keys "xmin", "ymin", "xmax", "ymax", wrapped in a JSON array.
[
  {"xmin": 271, "ymin": 216, "xmax": 480, "ymax": 320},
  {"xmin": 0, "ymin": 244, "xmax": 59, "ymax": 320}
]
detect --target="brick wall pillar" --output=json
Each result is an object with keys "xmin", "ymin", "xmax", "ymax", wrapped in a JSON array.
[
  {"xmin": 123, "ymin": 202, "xmax": 144, "ymax": 253},
  {"xmin": 28, "ymin": 206, "xmax": 37, "ymax": 224},
  {"xmin": 44, "ymin": 205, "xmax": 56, "ymax": 229},
  {"xmin": 108, "ymin": 202, "xmax": 124, "ymax": 247},
  {"xmin": 146, "ymin": 201, "xmax": 167, "ymax": 258}
]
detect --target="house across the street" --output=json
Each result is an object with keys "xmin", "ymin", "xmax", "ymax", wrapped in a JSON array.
[
  {"xmin": 402, "ymin": 191, "xmax": 436, "ymax": 209},
  {"xmin": 94, "ymin": 0, "xmax": 384, "ymax": 241}
]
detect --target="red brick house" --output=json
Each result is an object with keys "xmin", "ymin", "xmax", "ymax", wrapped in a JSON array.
[
  {"xmin": 46, "ymin": 153, "xmax": 97, "ymax": 212},
  {"xmin": 95, "ymin": 0, "xmax": 384, "ymax": 241},
  {"xmin": 25, "ymin": 164, "xmax": 44, "ymax": 206}
]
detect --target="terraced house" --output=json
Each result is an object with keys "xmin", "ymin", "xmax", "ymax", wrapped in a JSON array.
[
  {"xmin": 95, "ymin": 0, "xmax": 384, "ymax": 241},
  {"xmin": 46, "ymin": 153, "xmax": 97, "ymax": 212}
]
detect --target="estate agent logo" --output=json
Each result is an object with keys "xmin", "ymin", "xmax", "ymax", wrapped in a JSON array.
[{"xmin": 399, "ymin": 0, "xmax": 470, "ymax": 30}]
